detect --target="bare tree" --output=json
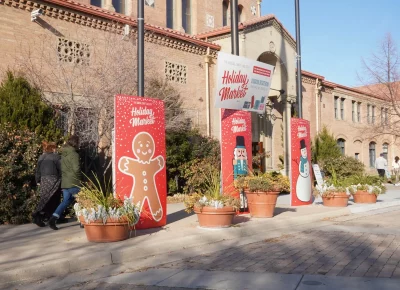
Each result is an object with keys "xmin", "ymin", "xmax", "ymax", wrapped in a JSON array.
[
  {"xmin": 17, "ymin": 25, "xmax": 190, "ymax": 174},
  {"xmin": 358, "ymin": 33, "xmax": 400, "ymax": 139}
]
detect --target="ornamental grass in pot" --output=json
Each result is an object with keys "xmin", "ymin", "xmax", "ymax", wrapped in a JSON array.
[
  {"xmin": 184, "ymin": 162, "xmax": 239, "ymax": 228},
  {"xmin": 235, "ymin": 172, "xmax": 287, "ymax": 218},
  {"xmin": 73, "ymin": 175, "xmax": 140, "ymax": 242}
]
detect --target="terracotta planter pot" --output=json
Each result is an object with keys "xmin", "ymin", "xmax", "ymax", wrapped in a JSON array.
[
  {"xmin": 245, "ymin": 190, "xmax": 280, "ymax": 218},
  {"xmin": 83, "ymin": 218, "xmax": 131, "ymax": 242},
  {"xmin": 194, "ymin": 206, "xmax": 236, "ymax": 228},
  {"xmin": 322, "ymin": 192, "xmax": 349, "ymax": 207},
  {"xmin": 352, "ymin": 190, "xmax": 377, "ymax": 203}
]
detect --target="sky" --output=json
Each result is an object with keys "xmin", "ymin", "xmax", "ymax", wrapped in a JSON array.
[{"xmin": 261, "ymin": 0, "xmax": 400, "ymax": 87}]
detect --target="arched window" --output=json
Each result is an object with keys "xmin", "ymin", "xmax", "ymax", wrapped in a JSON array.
[
  {"xmin": 238, "ymin": 5, "xmax": 244, "ymax": 22},
  {"xmin": 112, "ymin": 0, "xmax": 126, "ymax": 14},
  {"xmin": 337, "ymin": 138, "xmax": 345, "ymax": 155},
  {"xmin": 182, "ymin": 0, "xmax": 192, "ymax": 34},
  {"xmin": 166, "ymin": 0, "xmax": 174, "ymax": 29},
  {"xmin": 91, "ymin": 0, "xmax": 101, "ymax": 8},
  {"xmin": 222, "ymin": 1, "xmax": 229, "ymax": 26},
  {"xmin": 383, "ymin": 143, "xmax": 389, "ymax": 160},
  {"xmin": 369, "ymin": 142, "xmax": 376, "ymax": 167}
]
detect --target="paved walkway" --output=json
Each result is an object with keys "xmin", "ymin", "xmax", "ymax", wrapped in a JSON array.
[{"xmin": 2, "ymin": 186, "xmax": 400, "ymax": 289}]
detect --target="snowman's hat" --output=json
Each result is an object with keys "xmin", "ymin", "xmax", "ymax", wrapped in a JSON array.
[{"xmin": 300, "ymin": 139, "xmax": 306, "ymax": 149}]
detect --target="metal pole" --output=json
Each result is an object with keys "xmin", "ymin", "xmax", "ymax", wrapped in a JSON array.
[
  {"xmin": 295, "ymin": 0, "xmax": 302, "ymax": 118},
  {"xmin": 137, "ymin": 0, "xmax": 144, "ymax": 97},
  {"xmin": 230, "ymin": 0, "xmax": 239, "ymax": 55}
]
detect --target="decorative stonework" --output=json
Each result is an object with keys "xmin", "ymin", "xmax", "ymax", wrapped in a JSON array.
[
  {"xmin": 206, "ymin": 14, "xmax": 214, "ymax": 28},
  {"xmin": 302, "ymin": 76, "xmax": 316, "ymax": 85},
  {"xmin": 1, "ymin": 0, "xmax": 218, "ymax": 57},
  {"xmin": 165, "ymin": 61, "xmax": 187, "ymax": 84},
  {"xmin": 57, "ymin": 37, "xmax": 90, "ymax": 65}
]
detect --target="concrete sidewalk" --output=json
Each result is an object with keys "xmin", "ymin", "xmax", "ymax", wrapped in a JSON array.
[{"xmin": 1, "ymin": 186, "xmax": 399, "ymax": 286}]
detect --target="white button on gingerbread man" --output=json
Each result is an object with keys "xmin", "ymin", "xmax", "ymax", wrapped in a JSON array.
[{"xmin": 118, "ymin": 132, "xmax": 165, "ymax": 222}]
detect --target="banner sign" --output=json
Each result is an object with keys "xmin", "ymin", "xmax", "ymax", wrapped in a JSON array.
[
  {"xmin": 290, "ymin": 118, "xmax": 313, "ymax": 206},
  {"xmin": 114, "ymin": 95, "xmax": 167, "ymax": 229},
  {"xmin": 312, "ymin": 164, "xmax": 324, "ymax": 187},
  {"xmin": 221, "ymin": 109, "xmax": 252, "ymax": 202},
  {"xmin": 215, "ymin": 52, "xmax": 274, "ymax": 114}
]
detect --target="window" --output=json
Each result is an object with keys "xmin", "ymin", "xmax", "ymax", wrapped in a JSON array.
[
  {"xmin": 91, "ymin": 0, "xmax": 101, "ymax": 8},
  {"xmin": 357, "ymin": 102, "xmax": 361, "ymax": 122},
  {"xmin": 182, "ymin": 0, "xmax": 192, "ymax": 34},
  {"xmin": 337, "ymin": 138, "xmax": 345, "ymax": 155},
  {"xmin": 372, "ymin": 105, "xmax": 375, "ymax": 124},
  {"xmin": 222, "ymin": 1, "xmax": 228, "ymax": 26},
  {"xmin": 166, "ymin": 0, "xmax": 174, "ymax": 29},
  {"xmin": 340, "ymin": 98, "xmax": 345, "ymax": 120},
  {"xmin": 352, "ymin": 101, "xmax": 356, "ymax": 122},
  {"xmin": 334, "ymin": 96, "xmax": 339, "ymax": 119},
  {"xmin": 238, "ymin": 5, "xmax": 244, "ymax": 22},
  {"xmin": 112, "ymin": 0, "xmax": 126, "ymax": 14},
  {"xmin": 355, "ymin": 153, "xmax": 359, "ymax": 160},
  {"xmin": 383, "ymin": 143, "xmax": 389, "ymax": 160},
  {"xmin": 367, "ymin": 104, "xmax": 371, "ymax": 123},
  {"xmin": 369, "ymin": 142, "xmax": 376, "ymax": 167}
]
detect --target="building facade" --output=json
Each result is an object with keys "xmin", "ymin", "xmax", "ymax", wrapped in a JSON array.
[{"xmin": 0, "ymin": 0, "xmax": 398, "ymax": 174}]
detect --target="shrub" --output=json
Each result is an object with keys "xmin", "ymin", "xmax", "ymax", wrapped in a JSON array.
[
  {"xmin": 323, "ymin": 155, "xmax": 365, "ymax": 179},
  {"xmin": 0, "ymin": 126, "xmax": 41, "ymax": 224},
  {"xmin": 312, "ymin": 126, "xmax": 341, "ymax": 167}
]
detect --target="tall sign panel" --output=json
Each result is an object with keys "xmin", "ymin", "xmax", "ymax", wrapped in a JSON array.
[
  {"xmin": 290, "ymin": 118, "xmax": 313, "ymax": 206},
  {"xmin": 114, "ymin": 95, "xmax": 167, "ymax": 229},
  {"xmin": 221, "ymin": 109, "xmax": 252, "ymax": 200}
]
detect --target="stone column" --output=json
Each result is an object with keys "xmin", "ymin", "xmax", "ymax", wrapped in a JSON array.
[
  {"xmin": 283, "ymin": 95, "xmax": 296, "ymax": 177},
  {"xmin": 103, "ymin": 0, "xmax": 116, "ymax": 12},
  {"xmin": 175, "ymin": 0, "xmax": 183, "ymax": 32},
  {"xmin": 257, "ymin": 0, "xmax": 262, "ymax": 17}
]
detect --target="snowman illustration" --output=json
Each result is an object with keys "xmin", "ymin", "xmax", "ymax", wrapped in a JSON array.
[{"xmin": 296, "ymin": 139, "xmax": 311, "ymax": 202}]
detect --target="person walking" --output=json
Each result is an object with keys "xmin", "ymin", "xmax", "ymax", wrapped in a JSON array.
[
  {"xmin": 33, "ymin": 142, "xmax": 61, "ymax": 227},
  {"xmin": 375, "ymin": 153, "xmax": 388, "ymax": 179},
  {"xmin": 392, "ymin": 156, "xmax": 400, "ymax": 185},
  {"xmin": 48, "ymin": 135, "xmax": 81, "ymax": 230}
]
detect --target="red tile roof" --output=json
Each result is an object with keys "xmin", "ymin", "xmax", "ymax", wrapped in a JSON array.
[
  {"xmin": 196, "ymin": 14, "xmax": 296, "ymax": 45},
  {"xmin": 42, "ymin": 0, "xmax": 221, "ymax": 50}
]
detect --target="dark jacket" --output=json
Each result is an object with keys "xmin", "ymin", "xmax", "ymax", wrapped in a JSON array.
[
  {"xmin": 61, "ymin": 145, "xmax": 81, "ymax": 189},
  {"xmin": 35, "ymin": 153, "xmax": 61, "ymax": 184}
]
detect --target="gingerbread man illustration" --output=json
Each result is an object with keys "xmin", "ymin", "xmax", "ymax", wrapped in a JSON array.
[{"xmin": 118, "ymin": 132, "xmax": 165, "ymax": 222}]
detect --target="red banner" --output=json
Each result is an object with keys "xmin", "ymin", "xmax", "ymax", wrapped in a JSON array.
[
  {"xmin": 221, "ymin": 109, "xmax": 252, "ymax": 200},
  {"xmin": 114, "ymin": 95, "xmax": 167, "ymax": 229},
  {"xmin": 290, "ymin": 118, "xmax": 313, "ymax": 206}
]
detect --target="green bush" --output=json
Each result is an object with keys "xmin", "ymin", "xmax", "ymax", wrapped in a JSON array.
[
  {"xmin": 0, "ymin": 126, "xmax": 41, "ymax": 224},
  {"xmin": 323, "ymin": 155, "xmax": 365, "ymax": 180},
  {"xmin": 312, "ymin": 126, "xmax": 341, "ymax": 166},
  {"xmin": 166, "ymin": 129, "xmax": 220, "ymax": 195}
]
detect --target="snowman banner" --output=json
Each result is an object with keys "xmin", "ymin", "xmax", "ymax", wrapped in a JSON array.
[{"xmin": 290, "ymin": 118, "xmax": 313, "ymax": 206}]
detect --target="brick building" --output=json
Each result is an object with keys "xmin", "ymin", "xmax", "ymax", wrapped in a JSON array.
[{"xmin": 0, "ymin": 0, "xmax": 397, "ymax": 174}]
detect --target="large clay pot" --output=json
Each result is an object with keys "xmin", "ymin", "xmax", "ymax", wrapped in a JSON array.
[
  {"xmin": 194, "ymin": 206, "xmax": 236, "ymax": 228},
  {"xmin": 83, "ymin": 218, "xmax": 131, "ymax": 242},
  {"xmin": 322, "ymin": 192, "xmax": 349, "ymax": 207},
  {"xmin": 245, "ymin": 190, "xmax": 280, "ymax": 218},
  {"xmin": 352, "ymin": 190, "xmax": 377, "ymax": 203}
]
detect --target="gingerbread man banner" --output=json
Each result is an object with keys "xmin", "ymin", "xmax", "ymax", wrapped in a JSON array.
[{"xmin": 114, "ymin": 95, "xmax": 167, "ymax": 229}]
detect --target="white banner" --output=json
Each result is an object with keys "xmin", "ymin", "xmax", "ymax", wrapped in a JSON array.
[{"xmin": 215, "ymin": 52, "xmax": 275, "ymax": 114}]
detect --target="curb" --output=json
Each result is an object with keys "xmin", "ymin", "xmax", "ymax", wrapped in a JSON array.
[{"xmin": 0, "ymin": 203, "xmax": 397, "ymax": 286}]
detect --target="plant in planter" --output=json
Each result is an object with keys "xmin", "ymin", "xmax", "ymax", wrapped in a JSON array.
[
  {"xmin": 313, "ymin": 182, "xmax": 350, "ymax": 207},
  {"xmin": 73, "ymin": 176, "xmax": 140, "ymax": 242},
  {"xmin": 235, "ymin": 172, "xmax": 286, "ymax": 218},
  {"xmin": 184, "ymin": 161, "xmax": 239, "ymax": 228},
  {"xmin": 345, "ymin": 175, "xmax": 386, "ymax": 204}
]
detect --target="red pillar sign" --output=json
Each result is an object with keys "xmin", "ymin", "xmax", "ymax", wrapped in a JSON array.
[
  {"xmin": 290, "ymin": 118, "xmax": 313, "ymax": 206},
  {"xmin": 114, "ymin": 95, "xmax": 167, "ymax": 229},
  {"xmin": 221, "ymin": 109, "xmax": 252, "ymax": 198}
]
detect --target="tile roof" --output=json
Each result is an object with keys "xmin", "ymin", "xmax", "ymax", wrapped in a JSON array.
[
  {"xmin": 196, "ymin": 14, "xmax": 295, "ymax": 45},
  {"xmin": 42, "ymin": 0, "xmax": 221, "ymax": 50}
]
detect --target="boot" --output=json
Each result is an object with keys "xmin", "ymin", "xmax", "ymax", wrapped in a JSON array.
[
  {"xmin": 48, "ymin": 216, "xmax": 59, "ymax": 230},
  {"xmin": 32, "ymin": 213, "xmax": 45, "ymax": 228}
]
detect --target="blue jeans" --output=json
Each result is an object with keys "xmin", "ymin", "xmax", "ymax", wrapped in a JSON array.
[{"xmin": 53, "ymin": 187, "xmax": 80, "ymax": 218}]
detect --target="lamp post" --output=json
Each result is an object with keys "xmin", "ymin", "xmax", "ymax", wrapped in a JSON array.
[
  {"xmin": 295, "ymin": 0, "xmax": 302, "ymax": 118},
  {"xmin": 138, "ymin": 0, "xmax": 144, "ymax": 97},
  {"xmin": 230, "ymin": 0, "xmax": 239, "ymax": 56}
]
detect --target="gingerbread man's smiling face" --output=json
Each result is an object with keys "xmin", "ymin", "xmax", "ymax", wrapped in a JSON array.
[{"xmin": 133, "ymin": 132, "xmax": 155, "ymax": 162}]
